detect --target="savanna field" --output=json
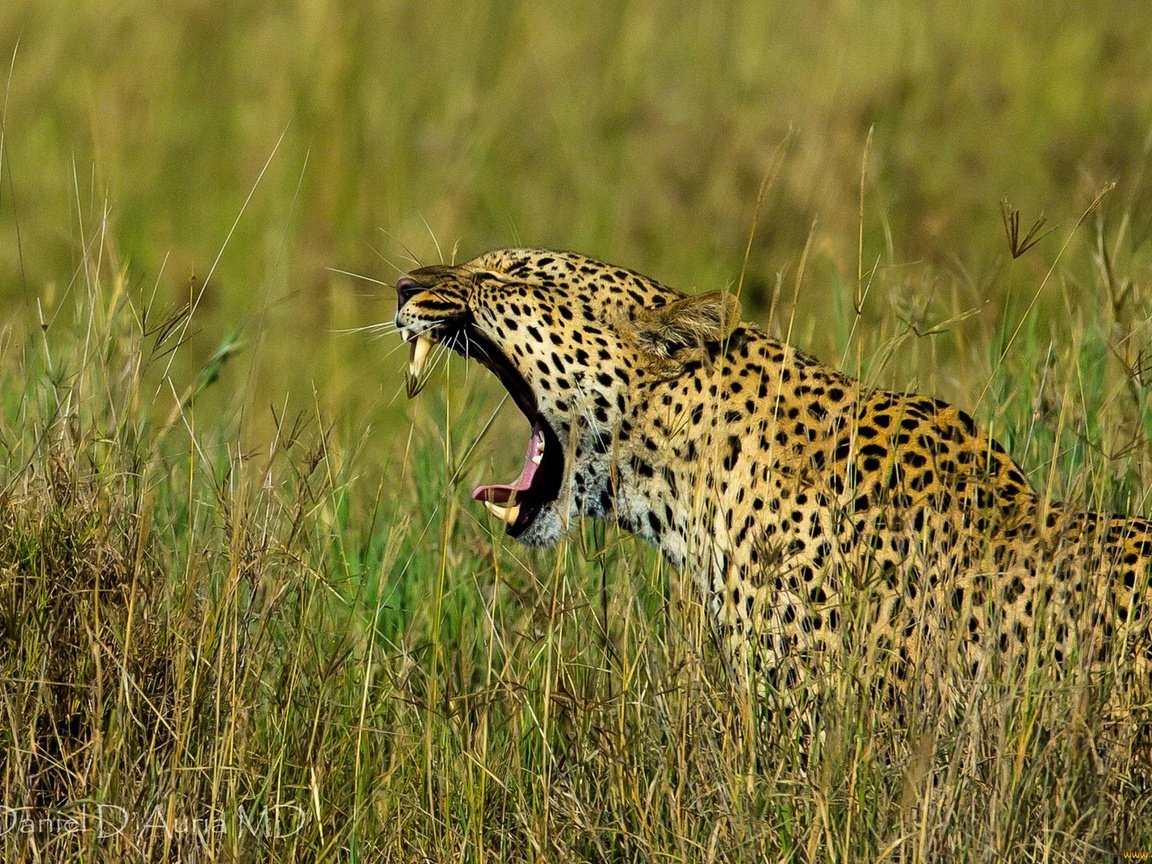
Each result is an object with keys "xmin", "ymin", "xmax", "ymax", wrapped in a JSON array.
[{"xmin": 1, "ymin": 2, "xmax": 1152, "ymax": 861}]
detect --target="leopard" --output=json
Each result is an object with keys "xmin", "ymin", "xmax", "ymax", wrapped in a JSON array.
[{"xmin": 392, "ymin": 247, "xmax": 1151, "ymax": 746}]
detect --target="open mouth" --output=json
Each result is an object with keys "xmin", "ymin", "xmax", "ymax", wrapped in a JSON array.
[{"xmin": 403, "ymin": 321, "xmax": 563, "ymax": 537}]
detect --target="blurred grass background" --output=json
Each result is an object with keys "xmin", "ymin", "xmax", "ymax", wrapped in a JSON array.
[
  {"xmin": 3, "ymin": 1, "xmax": 1152, "ymax": 860},
  {"xmin": 3, "ymin": 0, "xmax": 1151, "ymax": 434}
]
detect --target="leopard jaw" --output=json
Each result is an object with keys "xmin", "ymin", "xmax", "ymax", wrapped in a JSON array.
[{"xmin": 396, "ymin": 306, "xmax": 560, "ymax": 535}]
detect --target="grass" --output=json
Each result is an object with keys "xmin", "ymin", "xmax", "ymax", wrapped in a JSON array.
[
  {"xmin": 2, "ymin": 188, "xmax": 1150, "ymax": 863},
  {"xmin": 2, "ymin": 1, "xmax": 1152, "ymax": 861}
]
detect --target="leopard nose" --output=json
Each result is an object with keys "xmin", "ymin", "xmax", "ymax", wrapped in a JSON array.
[{"xmin": 396, "ymin": 277, "xmax": 421, "ymax": 306}]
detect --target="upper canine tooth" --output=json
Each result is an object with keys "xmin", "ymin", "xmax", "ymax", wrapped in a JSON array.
[
  {"xmin": 531, "ymin": 453, "xmax": 543, "ymax": 465},
  {"xmin": 411, "ymin": 334, "xmax": 431, "ymax": 376},
  {"xmin": 406, "ymin": 335, "xmax": 433, "ymax": 397},
  {"xmin": 483, "ymin": 501, "xmax": 521, "ymax": 525}
]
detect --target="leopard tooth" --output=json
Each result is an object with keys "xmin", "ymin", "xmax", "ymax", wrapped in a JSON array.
[
  {"xmin": 406, "ymin": 335, "xmax": 433, "ymax": 398},
  {"xmin": 410, "ymin": 334, "xmax": 432, "ymax": 378},
  {"xmin": 483, "ymin": 501, "xmax": 521, "ymax": 525}
]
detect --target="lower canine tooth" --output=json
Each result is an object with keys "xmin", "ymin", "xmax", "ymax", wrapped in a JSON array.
[
  {"xmin": 406, "ymin": 335, "xmax": 433, "ymax": 397},
  {"xmin": 483, "ymin": 501, "xmax": 521, "ymax": 525}
]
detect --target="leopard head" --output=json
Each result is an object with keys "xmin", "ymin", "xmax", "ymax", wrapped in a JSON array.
[{"xmin": 394, "ymin": 248, "xmax": 739, "ymax": 545}]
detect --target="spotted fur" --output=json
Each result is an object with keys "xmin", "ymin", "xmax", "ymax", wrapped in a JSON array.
[{"xmin": 394, "ymin": 248, "xmax": 1151, "ymax": 721}]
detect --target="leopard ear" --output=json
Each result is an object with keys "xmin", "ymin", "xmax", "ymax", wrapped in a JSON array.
[{"xmin": 629, "ymin": 291, "xmax": 741, "ymax": 359}]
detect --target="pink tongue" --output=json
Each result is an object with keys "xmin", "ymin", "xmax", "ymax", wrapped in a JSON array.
[{"xmin": 472, "ymin": 423, "xmax": 544, "ymax": 504}]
